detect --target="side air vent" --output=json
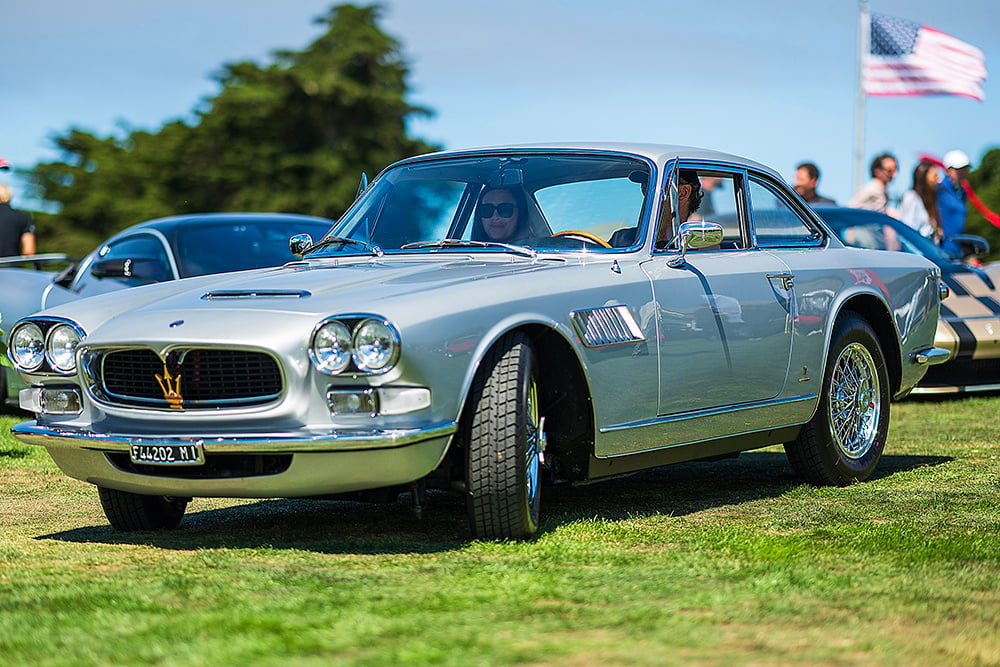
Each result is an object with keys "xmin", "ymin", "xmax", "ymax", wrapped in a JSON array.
[
  {"xmin": 571, "ymin": 305, "xmax": 645, "ymax": 348},
  {"xmin": 201, "ymin": 290, "xmax": 311, "ymax": 300}
]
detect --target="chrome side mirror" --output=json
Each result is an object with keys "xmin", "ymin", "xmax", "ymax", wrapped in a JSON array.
[
  {"xmin": 667, "ymin": 221, "xmax": 724, "ymax": 268},
  {"xmin": 289, "ymin": 234, "xmax": 314, "ymax": 258}
]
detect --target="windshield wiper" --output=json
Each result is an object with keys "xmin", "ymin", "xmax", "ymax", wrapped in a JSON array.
[
  {"xmin": 304, "ymin": 235, "xmax": 383, "ymax": 257},
  {"xmin": 400, "ymin": 238, "xmax": 536, "ymax": 258}
]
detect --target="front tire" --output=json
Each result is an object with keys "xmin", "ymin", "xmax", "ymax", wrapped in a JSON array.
[
  {"xmin": 98, "ymin": 486, "xmax": 188, "ymax": 531},
  {"xmin": 785, "ymin": 314, "xmax": 889, "ymax": 486},
  {"xmin": 464, "ymin": 332, "xmax": 544, "ymax": 540}
]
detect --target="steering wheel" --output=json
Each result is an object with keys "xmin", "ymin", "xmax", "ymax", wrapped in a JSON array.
[{"xmin": 552, "ymin": 230, "xmax": 612, "ymax": 248}]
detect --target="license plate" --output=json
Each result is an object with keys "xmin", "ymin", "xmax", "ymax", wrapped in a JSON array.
[{"xmin": 129, "ymin": 442, "xmax": 205, "ymax": 466}]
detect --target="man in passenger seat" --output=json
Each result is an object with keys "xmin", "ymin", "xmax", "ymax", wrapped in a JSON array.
[{"xmin": 610, "ymin": 170, "xmax": 702, "ymax": 248}]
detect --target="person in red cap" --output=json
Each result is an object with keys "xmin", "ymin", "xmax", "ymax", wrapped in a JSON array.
[{"xmin": 938, "ymin": 150, "xmax": 971, "ymax": 258}]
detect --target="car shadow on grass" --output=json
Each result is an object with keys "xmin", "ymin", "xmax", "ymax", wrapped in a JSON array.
[{"xmin": 35, "ymin": 451, "xmax": 951, "ymax": 552}]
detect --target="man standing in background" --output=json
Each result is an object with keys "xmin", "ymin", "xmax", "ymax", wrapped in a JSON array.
[
  {"xmin": 794, "ymin": 162, "xmax": 837, "ymax": 206},
  {"xmin": 938, "ymin": 150, "xmax": 971, "ymax": 258},
  {"xmin": 0, "ymin": 183, "xmax": 36, "ymax": 257},
  {"xmin": 849, "ymin": 153, "xmax": 898, "ymax": 215}
]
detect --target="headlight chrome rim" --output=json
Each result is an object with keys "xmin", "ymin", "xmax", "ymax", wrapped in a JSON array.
[
  {"xmin": 10, "ymin": 322, "xmax": 46, "ymax": 372},
  {"xmin": 310, "ymin": 320, "xmax": 353, "ymax": 375},
  {"xmin": 352, "ymin": 318, "xmax": 400, "ymax": 373},
  {"xmin": 46, "ymin": 323, "xmax": 83, "ymax": 374}
]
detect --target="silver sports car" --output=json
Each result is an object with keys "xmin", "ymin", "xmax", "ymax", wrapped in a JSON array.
[{"xmin": 8, "ymin": 144, "xmax": 949, "ymax": 540}]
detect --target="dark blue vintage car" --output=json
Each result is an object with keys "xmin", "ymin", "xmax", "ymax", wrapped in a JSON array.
[{"xmin": 816, "ymin": 206, "xmax": 1000, "ymax": 394}]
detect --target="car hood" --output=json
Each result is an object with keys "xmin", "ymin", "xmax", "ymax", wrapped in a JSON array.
[{"xmin": 39, "ymin": 255, "xmax": 569, "ymax": 343}]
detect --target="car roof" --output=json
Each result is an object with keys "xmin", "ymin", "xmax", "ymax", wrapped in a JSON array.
[
  {"xmin": 396, "ymin": 142, "xmax": 781, "ymax": 180},
  {"xmin": 118, "ymin": 212, "xmax": 336, "ymax": 235}
]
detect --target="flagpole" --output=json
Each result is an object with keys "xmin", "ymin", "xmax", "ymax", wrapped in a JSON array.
[{"xmin": 854, "ymin": 0, "xmax": 869, "ymax": 194}]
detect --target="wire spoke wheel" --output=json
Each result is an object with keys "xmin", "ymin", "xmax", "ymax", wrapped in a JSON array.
[
  {"xmin": 784, "ymin": 314, "xmax": 889, "ymax": 486},
  {"xmin": 829, "ymin": 341, "xmax": 881, "ymax": 459}
]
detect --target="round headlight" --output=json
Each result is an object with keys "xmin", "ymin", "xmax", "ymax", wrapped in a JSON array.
[
  {"xmin": 11, "ymin": 323, "xmax": 46, "ymax": 372},
  {"xmin": 46, "ymin": 324, "xmax": 82, "ymax": 373},
  {"xmin": 312, "ymin": 320, "xmax": 353, "ymax": 374},
  {"xmin": 353, "ymin": 318, "xmax": 399, "ymax": 372}
]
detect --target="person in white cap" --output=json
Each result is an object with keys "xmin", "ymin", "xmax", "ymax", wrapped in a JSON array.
[{"xmin": 938, "ymin": 149, "xmax": 971, "ymax": 258}]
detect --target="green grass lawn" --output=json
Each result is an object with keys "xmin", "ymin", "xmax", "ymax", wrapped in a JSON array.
[{"xmin": 2, "ymin": 396, "xmax": 998, "ymax": 666}]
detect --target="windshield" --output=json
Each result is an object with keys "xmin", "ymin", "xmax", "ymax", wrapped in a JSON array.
[{"xmin": 310, "ymin": 153, "xmax": 653, "ymax": 255}]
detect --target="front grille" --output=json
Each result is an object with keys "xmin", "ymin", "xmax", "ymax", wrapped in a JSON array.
[{"xmin": 96, "ymin": 348, "xmax": 282, "ymax": 409}]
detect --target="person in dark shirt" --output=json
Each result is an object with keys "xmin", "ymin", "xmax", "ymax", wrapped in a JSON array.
[
  {"xmin": 794, "ymin": 162, "xmax": 836, "ymax": 206},
  {"xmin": 0, "ymin": 183, "xmax": 36, "ymax": 256}
]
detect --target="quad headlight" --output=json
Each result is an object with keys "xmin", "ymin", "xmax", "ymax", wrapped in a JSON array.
[
  {"xmin": 312, "ymin": 320, "xmax": 353, "ymax": 374},
  {"xmin": 46, "ymin": 324, "xmax": 82, "ymax": 373},
  {"xmin": 10, "ymin": 322, "xmax": 46, "ymax": 372},
  {"xmin": 9, "ymin": 319, "xmax": 85, "ymax": 374},
  {"xmin": 310, "ymin": 316, "xmax": 400, "ymax": 375},
  {"xmin": 353, "ymin": 318, "xmax": 399, "ymax": 372}
]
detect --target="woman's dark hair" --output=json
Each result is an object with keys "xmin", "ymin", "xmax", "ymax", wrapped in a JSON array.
[
  {"xmin": 912, "ymin": 160, "xmax": 942, "ymax": 236},
  {"xmin": 472, "ymin": 186, "xmax": 530, "ymax": 241}
]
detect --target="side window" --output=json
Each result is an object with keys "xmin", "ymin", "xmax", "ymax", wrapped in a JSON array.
[
  {"xmin": 687, "ymin": 171, "xmax": 742, "ymax": 248},
  {"xmin": 749, "ymin": 178, "xmax": 823, "ymax": 247},
  {"xmin": 656, "ymin": 168, "xmax": 744, "ymax": 251},
  {"xmin": 74, "ymin": 234, "xmax": 173, "ymax": 296}
]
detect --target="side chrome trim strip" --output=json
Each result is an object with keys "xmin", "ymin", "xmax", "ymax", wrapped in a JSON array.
[{"xmin": 599, "ymin": 394, "xmax": 817, "ymax": 434}]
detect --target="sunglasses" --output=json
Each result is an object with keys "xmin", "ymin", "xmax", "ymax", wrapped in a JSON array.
[{"xmin": 478, "ymin": 203, "xmax": 517, "ymax": 218}]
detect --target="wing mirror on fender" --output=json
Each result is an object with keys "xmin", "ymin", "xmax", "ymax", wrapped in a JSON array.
[{"xmin": 289, "ymin": 234, "xmax": 314, "ymax": 258}]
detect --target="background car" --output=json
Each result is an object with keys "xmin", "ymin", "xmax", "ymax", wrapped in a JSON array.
[
  {"xmin": 9, "ymin": 144, "xmax": 947, "ymax": 540},
  {"xmin": 1, "ymin": 213, "xmax": 334, "ymax": 405},
  {"xmin": 816, "ymin": 206, "xmax": 1000, "ymax": 394}
]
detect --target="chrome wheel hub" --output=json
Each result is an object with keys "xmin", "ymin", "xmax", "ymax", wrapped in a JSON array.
[{"xmin": 829, "ymin": 342, "xmax": 880, "ymax": 459}]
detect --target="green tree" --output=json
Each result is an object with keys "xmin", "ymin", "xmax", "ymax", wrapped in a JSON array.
[
  {"xmin": 966, "ymin": 147, "xmax": 1000, "ymax": 263},
  {"xmin": 24, "ymin": 3, "xmax": 437, "ymax": 258}
]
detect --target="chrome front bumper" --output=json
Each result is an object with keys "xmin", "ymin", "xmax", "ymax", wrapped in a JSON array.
[{"xmin": 11, "ymin": 421, "xmax": 456, "ymax": 498}]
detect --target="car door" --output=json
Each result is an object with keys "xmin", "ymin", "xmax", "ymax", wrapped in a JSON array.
[{"xmin": 644, "ymin": 166, "xmax": 794, "ymax": 424}]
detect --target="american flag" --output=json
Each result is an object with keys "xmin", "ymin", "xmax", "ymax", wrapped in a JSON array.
[{"xmin": 863, "ymin": 13, "xmax": 987, "ymax": 101}]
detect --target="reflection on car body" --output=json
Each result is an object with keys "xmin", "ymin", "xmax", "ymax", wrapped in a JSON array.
[{"xmin": 8, "ymin": 144, "xmax": 949, "ymax": 540}]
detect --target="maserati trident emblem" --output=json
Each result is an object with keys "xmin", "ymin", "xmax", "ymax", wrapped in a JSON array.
[{"xmin": 155, "ymin": 365, "xmax": 184, "ymax": 409}]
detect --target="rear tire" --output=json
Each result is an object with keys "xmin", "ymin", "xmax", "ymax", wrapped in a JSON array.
[
  {"xmin": 464, "ymin": 332, "xmax": 543, "ymax": 540},
  {"xmin": 785, "ymin": 314, "xmax": 889, "ymax": 486},
  {"xmin": 98, "ymin": 486, "xmax": 188, "ymax": 531}
]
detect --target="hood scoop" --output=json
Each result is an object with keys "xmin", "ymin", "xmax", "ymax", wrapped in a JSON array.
[{"xmin": 201, "ymin": 289, "xmax": 312, "ymax": 300}]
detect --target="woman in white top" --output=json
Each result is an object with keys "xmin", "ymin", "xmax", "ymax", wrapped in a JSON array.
[{"xmin": 898, "ymin": 161, "xmax": 943, "ymax": 243}]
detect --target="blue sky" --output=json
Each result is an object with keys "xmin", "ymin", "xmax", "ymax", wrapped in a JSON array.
[{"xmin": 2, "ymin": 0, "xmax": 996, "ymax": 211}]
